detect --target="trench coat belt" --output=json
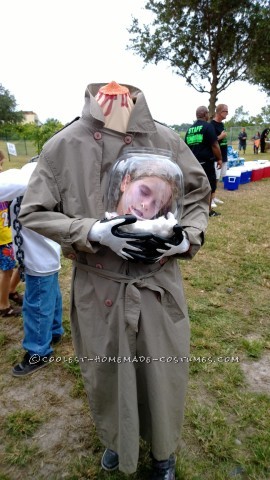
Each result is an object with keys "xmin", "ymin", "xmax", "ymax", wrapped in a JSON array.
[{"xmin": 74, "ymin": 261, "xmax": 165, "ymax": 332}]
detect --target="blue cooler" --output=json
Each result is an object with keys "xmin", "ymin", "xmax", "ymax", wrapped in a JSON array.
[
  {"xmin": 240, "ymin": 167, "xmax": 251, "ymax": 184},
  {"xmin": 240, "ymin": 171, "xmax": 251, "ymax": 184},
  {"xmin": 224, "ymin": 168, "xmax": 241, "ymax": 190},
  {"xmin": 224, "ymin": 176, "xmax": 240, "ymax": 190}
]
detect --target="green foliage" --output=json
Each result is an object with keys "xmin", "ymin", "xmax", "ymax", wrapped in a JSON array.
[
  {"xmin": 0, "ymin": 84, "xmax": 23, "ymax": 124},
  {"xmin": 225, "ymin": 105, "xmax": 270, "ymax": 128},
  {"xmin": 258, "ymin": 105, "xmax": 270, "ymax": 124},
  {"xmin": 30, "ymin": 118, "xmax": 64, "ymax": 153},
  {"xmin": 0, "ymin": 118, "xmax": 63, "ymax": 154},
  {"xmin": 246, "ymin": 3, "xmax": 270, "ymax": 93},
  {"xmin": 128, "ymin": 0, "xmax": 266, "ymax": 117},
  {"xmin": 170, "ymin": 123, "xmax": 193, "ymax": 133}
]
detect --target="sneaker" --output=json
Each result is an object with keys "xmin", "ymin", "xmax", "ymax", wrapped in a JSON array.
[
  {"xmin": 101, "ymin": 448, "xmax": 119, "ymax": 471},
  {"xmin": 150, "ymin": 454, "xmax": 176, "ymax": 480},
  {"xmin": 209, "ymin": 210, "xmax": 221, "ymax": 217},
  {"xmin": 9, "ymin": 291, "xmax": 24, "ymax": 305},
  {"xmin": 0, "ymin": 306, "xmax": 22, "ymax": 317},
  {"xmin": 12, "ymin": 352, "xmax": 51, "ymax": 377},
  {"xmin": 51, "ymin": 334, "xmax": 62, "ymax": 345},
  {"xmin": 211, "ymin": 201, "xmax": 217, "ymax": 208},
  {"xmin": 214, "ymin": 198, "xmax": 224, "ymax": 205}
]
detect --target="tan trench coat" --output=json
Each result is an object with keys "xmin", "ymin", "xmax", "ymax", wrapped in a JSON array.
[{"xmin": 20, "ymin": 83, "xmax": 211, "ymax": 474}]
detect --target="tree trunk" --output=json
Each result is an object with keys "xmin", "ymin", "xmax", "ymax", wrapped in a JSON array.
[{"xmin": 208, "ymin": 81, "xmax": 218, "ymax": 120}]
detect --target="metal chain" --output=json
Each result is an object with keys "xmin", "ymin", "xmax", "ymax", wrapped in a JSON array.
[{"xmin": 13, "ymin": 196, "xmax": 25, "ymax": 282}]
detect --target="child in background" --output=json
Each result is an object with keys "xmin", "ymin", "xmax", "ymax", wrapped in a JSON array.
[{"xmin": 0, "ymin": 151, "xmax": 22, "ymax": 317}]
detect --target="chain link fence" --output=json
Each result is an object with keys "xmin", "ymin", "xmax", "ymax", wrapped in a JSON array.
[
  {"xmin": 179, "ymin": 125, "xmax": 269, "ymax": 150},
  {"xmin": 0, "ymin": 136, "xmax": 37, "ymax": 162},
  {"xmin": 227, "ymin": 125, "xmax": 268, "ymax": 144},
  {"xmin": 2, "ymin": 125, "xmax": 269, "ymax": 161}
]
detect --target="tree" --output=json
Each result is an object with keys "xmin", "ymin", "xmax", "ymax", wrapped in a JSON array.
[
  {"xmin": 225, "ymin": 106, "xmax": 250, "ymax": 128},
  {"xmin": 128, "ymin": 0, "xmax": 264, "ymax": 117},
  {"xmin": 24, "ymin": 118, "xmax": 63, "ymax": 153},
  {"xmin": 246, "ymin": 2, "xmax": 270, "ymax": 93},
  {"xmin": 170, "ymin": 123, "xmax": 192, "ymax": 133},
  {"xmin": 2, "ymin": 118, "xmax": 64, "ymax": 153},
  {"xmin": 0, "ymin": 84, "xmax": 23, "ymax": 124}
]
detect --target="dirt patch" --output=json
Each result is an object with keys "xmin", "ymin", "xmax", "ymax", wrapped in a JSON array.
[
  {"xmin": 240, "ymin": 352, "xmax": 270, "ymax": 395},
  {"xmin": 0, "ymin": 364, "xmax": 93, "ymax": 479}
]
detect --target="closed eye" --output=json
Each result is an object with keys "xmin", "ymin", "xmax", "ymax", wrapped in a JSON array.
[{"xmin": 139, "ymin": 186, "xmax": 151, "ymax": 197}]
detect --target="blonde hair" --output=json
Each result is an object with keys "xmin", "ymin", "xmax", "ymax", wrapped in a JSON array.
[{"xmin": 107, "ymin": 149, "xmax": 184, "ymax": 220}]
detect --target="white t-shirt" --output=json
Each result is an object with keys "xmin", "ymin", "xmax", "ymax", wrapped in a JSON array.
[{"xmin": 0, "ymin": 163, "xmax": 60, "ymax": 275}]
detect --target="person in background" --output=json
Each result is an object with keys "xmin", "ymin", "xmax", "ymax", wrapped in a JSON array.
[
  {"xmin": 8, "ymin": 268, "xmax": 23, "ymax": 305},
  {"xmin": 0, "ymin": 218, "xmax": 22, "ymax": 317},
  {"xmin": 252, "ymin": 132, "xmax": 260, "ymax": 154},
  {"xmin": 0, "ymin": 159, "xmax": 64, "ymax": 376},
  {"xmin": 185, "ymin": 106, "xmax": 222, "ymax": 218},
  {"xmin": 19, "ymin": 81, "xmax": 210, "ymax": 479},
  {"xmin": 238, "ymin": 127, "xmax": 247, "ymax": 154},
  {"xmin": 211, "ymin": 104, "xmax": 229, "ymax": 207},
  {"xmin": 0, "ymin": 150, "xmax": 4, "ymax": 172},
  {"xmin": 260, "ymin": 128, "xmax": 269, "ymax": 153},
  {"xmin": 0, "ymin": 150, "xmax": 22, "ymax": 317}
]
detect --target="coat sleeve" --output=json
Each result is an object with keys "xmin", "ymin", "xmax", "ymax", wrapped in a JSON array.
[
  {"xmin": 176, "ymin": 138, "xmax": 211, "ymax": 259},
  {"xmin": 19, "ymin": 152, "xmax": 99, "ymax": 258}
]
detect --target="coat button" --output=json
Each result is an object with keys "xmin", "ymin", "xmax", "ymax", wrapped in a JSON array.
[
  {"xmin": 94, "ymin": 131, "xmax": 102, "ymax": 140},
  {"xmin": 67, "ymin": 253, "xmax": 76, "ymax": 260},
  {"xmin": 95, "ymin": 263, "xmax": 103, "ymax": 269},
  {"xmin": 124, "ymin": 135, "xmax": 132, "ymax": 144},
  {"xmin": 105, "ymin": 299, "xmax": 113, "ymax": 307}
]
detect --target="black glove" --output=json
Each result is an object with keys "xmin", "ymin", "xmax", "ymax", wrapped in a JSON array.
[
  {"xmin": 109, "ymin": 214, "xmax": 159, "ymax": 263},
  {"xmin": 89, "ymin": 215, "xmax": 151, "ymax": 260},
  {"xmin": 121, "ymin": 224, "xmax": 186, "ymax": 264},
  {"xmin": 153, "ymin": 224, "xmax": 190, "ymax": 260},
  {"xmin": 123, "ymin": 237, "xmax": 163, "ymax": 264},
  {"xmin": 109, "ymin": 215, "xmax": 153, "ymax": 240},
  {"xmin": 126, "ymin": 224, "xmax": 187, "ymax": 264},
  {"xmin": 152, "ymin": 224, "xmax": 184, "ymax": 249}
]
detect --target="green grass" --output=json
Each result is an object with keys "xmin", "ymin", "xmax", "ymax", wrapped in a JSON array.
[
  {"xmin": 4, "ymin": 410, "xmax": 45, "ymax": 438},
  {"xmin": 0, "ymin": 149, "xmax": 269, "ymax": 479},
  {"xmin": 4, "ymin": 443, "xmax": 40, "ymax": 467},
  {"xmin": 0, "ymin": 333, "xmax": 8, "ymax": 347}
]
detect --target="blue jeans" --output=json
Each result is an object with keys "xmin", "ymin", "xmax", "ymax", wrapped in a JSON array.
[{"xmin": 22, "ymin": 272, "xmax": 63, "ymax": 357}]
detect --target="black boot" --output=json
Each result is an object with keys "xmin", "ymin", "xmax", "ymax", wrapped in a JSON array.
[{"xmin": 149, "ymin": 454, "xmax": 176, "ymax": 480}]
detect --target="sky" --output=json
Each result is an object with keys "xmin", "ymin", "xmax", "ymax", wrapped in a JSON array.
[{"xmin": 2, "ymin": 0, "xmax": 269, "ymax": 126}]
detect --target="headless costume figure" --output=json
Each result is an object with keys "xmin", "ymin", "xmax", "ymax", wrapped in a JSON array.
[
  {"xmin": 96, "ymin": 82, "xmax": 181, "ymax": 239},
  {"xmin": 95, "ymin": 81, "xmax": 134, "ymax": 133}
]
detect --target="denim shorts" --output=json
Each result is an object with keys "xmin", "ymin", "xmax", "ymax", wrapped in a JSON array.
[{"xmin": 0, "ymin": 243, "xmax": 16, "ymax": 271}]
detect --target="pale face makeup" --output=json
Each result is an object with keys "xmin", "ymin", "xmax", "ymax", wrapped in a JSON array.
[{"xmin": 117, "ymin": 175, "xmax": 172, "ymax": 220}]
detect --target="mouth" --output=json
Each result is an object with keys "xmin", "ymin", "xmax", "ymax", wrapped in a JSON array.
[{"xmin": 130, "ymin": 206, "xmax": 144, "ymax": 219}]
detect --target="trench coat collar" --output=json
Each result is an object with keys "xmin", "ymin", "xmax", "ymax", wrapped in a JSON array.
[{"xmin": 82, "ymin": 82, "xmax": 157, "ymax": 134}]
